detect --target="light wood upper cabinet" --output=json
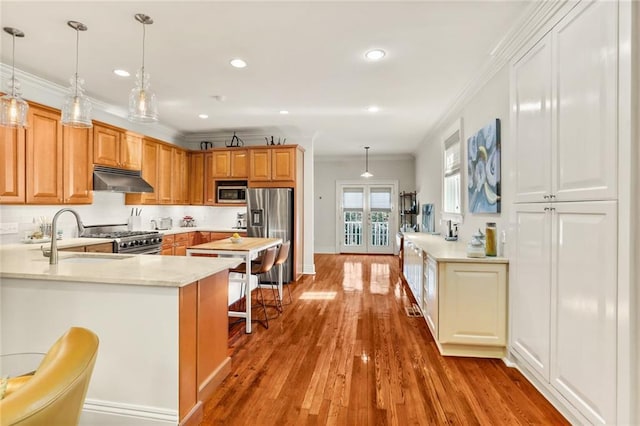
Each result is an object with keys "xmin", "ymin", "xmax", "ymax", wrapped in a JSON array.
[
  {"xmin": 189, "ymin": 152, "xmax": 204, "ymax": 205},
  {"xmin": 93, "ymin": 123, "xmax": 142, "ymax": 170},
  {"xmin": 210, "ymin": 149, "xmax": 248, "ymax": 178},
  {"xmin": 158, "ymin": 143, "xmax": 173, "ymax": 204},
  {"xmin": 126, "ymin": 138, "xmax": 159, "ymax": 205},
  {"xmin": 121, "ymin": 132, "xmax": 143, "ymax": 170},
  {"xmin": 26, "ymin": 105, "xmax": 64, "ymax": 204},
  {"xmin": 210, "ymin": 151, "xmax": 230, "ymax": 178},
  {"xmin": 172, "ymin": 148, "xmax": 189, "ymax": 205},
  {"xmin": 203, "ymin": 153, "xmax": 215, "ymax": 205},
  {"xmin": 249, "ymin": 146, "xmax": 296, "ymax": 183},
  {"xmin": 25, "ymin": 104, "xmax": 92, "ymax": 204},
  {"xmin": 62, "ymin": 126, "xmax": 93, "ymax": 204},
  {"xmin": 230, "ymin": 150, "xmax": 248, "ymax": 178},
  {"xmin": 0, "ymin": 126, "xmax": 25, "ymax": 204}
]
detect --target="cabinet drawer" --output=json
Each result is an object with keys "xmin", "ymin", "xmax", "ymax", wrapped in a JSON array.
[
  {"xmin": 174, "ymin": 233, "xmax": 189, "ymax": 243},
  {"xmin": 162, "ymin": 235, "xmax": 175, "ymax": 247},
  {"xmin": 85, "ymin": 242, "xmax": 114, "ymax": 253}
]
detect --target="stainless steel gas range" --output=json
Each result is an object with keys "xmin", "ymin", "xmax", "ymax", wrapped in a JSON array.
[{"xmin": 81, "ymin": 224, "xmax": 163, "ymax": 255}]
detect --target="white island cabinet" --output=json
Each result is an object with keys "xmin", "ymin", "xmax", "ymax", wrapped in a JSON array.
[
  {"xmin": 402, "ymin": 234, "xmax": 508, "ymax": 359},
  {"xmin": 0, "ymin": 243, "xmax": 241, "ymax": 426}
]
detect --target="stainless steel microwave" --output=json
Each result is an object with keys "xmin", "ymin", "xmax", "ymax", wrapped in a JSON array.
[{"xmin": 217, "ymin": 185, "xmax": 247, "ymax": 204}]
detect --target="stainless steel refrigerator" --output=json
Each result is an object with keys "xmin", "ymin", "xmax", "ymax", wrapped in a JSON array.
[{"xmin": 247, "ymin": 188, "xmax": 294, "ymax": 283}]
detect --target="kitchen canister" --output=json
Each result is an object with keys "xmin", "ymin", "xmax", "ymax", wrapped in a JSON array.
[{"xmin": 485, "ymin": 222, "xmax": 497, "ymax": 257}]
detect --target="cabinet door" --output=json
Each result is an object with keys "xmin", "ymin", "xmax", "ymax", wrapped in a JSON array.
[
  {"xmin": 550, "ymin": 201, "xmax": 617, "ymax": 424},
  {"xmin": 171, "ymin": 148, "xmax": 188, "ymax": 205},
  {"xmin": 26, "ymin": 105, "xmax": 63, "ymax": 204},
  {"xmin": 141, "ymin": 140, "xmax": 159, "ymax": 204},
  {"xmin": 121, "ymin": 132, "xmax": 142, "ymax": 170},
  {"xmin": 553, "ymin": 1, "xmax": 617, "ymax": 201},
  {"xmin": 211, "ymin": 151, "xmax": 231, "ymax": 178},
  {"xmin": 440, "ymin": 262, "xmax": 507, "ymax": 347},
  {"xmin": 271, "ymin": 147, "xmax": 295, "ymax": 181},
  {"xmin": 203, "ymin": 153, "xmax": 215, "ymax": 205},
  {"xmin": 0, "ymin": 126, "xmax": 25, "ymax": 203},
  {"xmin": 63, "ymin": 126, "xmax": 93, "ymax": 204},
  {"xmin": 230, "ymin": 149, "xmax": 248, "ymax": 178},
  {"xmin": 249, "ymin": 149, "xmax": 271, "ymax": 181},
  {"xmin": 512, "ymin": 34, "xmax": 553, "ymax": 203},
  {"xmin": 158, "ymin": 144, "xmax": 173, "ymax": 204},
  {"xmin": 189, "ymin": 153, "xmax": 204, "ymax": 205},
  {"xmin": 424, "ymin": 256, "xmax": 438, "ymax": 340},
  {"xmin": 511, "ymin": 204, "xmax": 552, "ymax": 380},
  {"xmin": 93, "ymin": 123, "xmax": 120, "ymax": 168}
]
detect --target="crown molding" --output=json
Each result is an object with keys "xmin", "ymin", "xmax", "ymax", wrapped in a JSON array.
[
  {"xmin": 0, "ymin": 63, "xmax": 182, "ymax": 144},
  {"xmin": 419, "ymin": 0, "xmax": 578, "ymax": 148},
  {"xmin": 315, "ymin": 153, "xmax": 414, "ymax": 162}
]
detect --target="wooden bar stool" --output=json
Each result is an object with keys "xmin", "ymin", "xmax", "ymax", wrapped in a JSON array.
[{"xmin": 230, "ymin": 246, "xmax": 278, "ymax": 329}]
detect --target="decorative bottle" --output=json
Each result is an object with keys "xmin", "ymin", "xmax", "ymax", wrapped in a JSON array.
[{"xmin": 485, "ymin": 222, "xmax": 497, "ymax": 257}]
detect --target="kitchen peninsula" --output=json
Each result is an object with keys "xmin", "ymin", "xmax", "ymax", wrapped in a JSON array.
[{"xmin": 0, "ymin": 241, "xmax": 241, "ymax": 426}]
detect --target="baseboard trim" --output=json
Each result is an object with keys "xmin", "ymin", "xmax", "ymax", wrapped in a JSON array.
[
  {"xmin": 508, "ymin": 350, "xmax": 589, "ymax": 425},
  {"xmin": 198, "ymin": 356, "xmax": 231, "ymax": 402},
  {"xmin": 303, "ymin": 263, "xmax": 316, "ymax": 274},
  {"xmin": 83, "ymin": 399, "xmax": 178, "ymax": 423},
  {"xmin": 314, "ymin": 246, "xmax": 336, "ymax": 254},
  {"xmin": 179, "ymin": 401, "xmax": 203, "ymax": 426}
]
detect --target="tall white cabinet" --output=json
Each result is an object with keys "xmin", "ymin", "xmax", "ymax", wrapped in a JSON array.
[{"xmin": 510, "ymin": 1, "xmax": 621, "ymax": 424}]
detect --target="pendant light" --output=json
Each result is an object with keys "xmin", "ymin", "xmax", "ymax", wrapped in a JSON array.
[
  {"xmin": 61, "ymin": 21, "xmax": 92, "ymax": 128},
  {"xmin": 361, "ymin": 146, "xmax": 373, "ymax": 178},
  {"xmin": 128, "ymin": 13, "xmax": 158, "ymax": 123},
  {"xmin": 0, "ymin": 27, "xmax": 28, "ymax": 128}
]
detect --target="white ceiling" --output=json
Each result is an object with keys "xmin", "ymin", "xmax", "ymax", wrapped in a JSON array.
[{"xmin": 1, "ymin": 1, "xmax": 530, "ymax": 155}]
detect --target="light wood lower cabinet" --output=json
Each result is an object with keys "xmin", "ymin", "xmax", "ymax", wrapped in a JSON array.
[{"xmin": 59, "ymin": 242, "xmax": 114, "ymax": 253}]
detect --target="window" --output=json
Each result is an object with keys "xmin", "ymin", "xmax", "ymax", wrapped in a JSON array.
[{"xmin": 443, "ymin": 121, "xmax": 463, "ymax": 221}]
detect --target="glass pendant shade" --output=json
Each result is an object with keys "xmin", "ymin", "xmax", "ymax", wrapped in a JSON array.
[
  {"xmin": 61, "ymin": 21, "xmax": 92, "ymax": 128},
  {"xmin": 361, "ymin": 146, "xmax": 373, "ymax": 178},
  {"xmin": 128, "ymin": 14, "xmax": 158, "ymax": 123},
  {"xmin": 128, "ymin": 68, "xmax": 158, "ymax": 123},
  {"xmin": 1, "ymin": 27, "xmax": 28, "ymax": 128}
]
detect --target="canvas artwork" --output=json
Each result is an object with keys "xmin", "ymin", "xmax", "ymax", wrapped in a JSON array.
[{"xmin": 467, "ymin": 119, "xmax": 501, "ymax": 213}]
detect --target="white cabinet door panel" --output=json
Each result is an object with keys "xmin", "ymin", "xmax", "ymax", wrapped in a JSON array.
[
  {"xmin": 512, "ymin": 35, "xmax": 553, "ymax": 203},
  {"xmin": 551, "ymin": 201, "xmax": 617, "ymax": 425},
  {"xmin": 424, "ymin": 256, "xmax": 438, "ymax": 340},
  {"xmin": 511, "ymin": 205, "xmax": 552, "ymax": 380},
  {"xmin": 553, "ymin": 1, "xmax": 618, "ymax": 201},
  {"xmin": 440, "ymin": 262, "xmax": 507, "ymax": 346}
]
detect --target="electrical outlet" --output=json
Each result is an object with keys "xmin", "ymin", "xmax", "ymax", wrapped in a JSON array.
[{"xmin": 0, "ymin": 222, "xmax": 19, "ymax": 235}]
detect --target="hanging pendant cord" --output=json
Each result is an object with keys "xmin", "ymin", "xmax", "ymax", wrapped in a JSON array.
[
  {"xmin": 140, "ymin": 22, "xmax": 146, "ymax": 89},
  {"xmin": 11, "ymin": 33, "xmax": 16, "ymax": 96},
  {"xmin": 74, "ymin": 28, "xmax": 80, "ymax": 97}
]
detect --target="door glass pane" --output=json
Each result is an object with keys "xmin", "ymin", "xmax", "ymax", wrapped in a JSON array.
[
  {"xmin": 344, "ymin": 211, "xmax": 363, "ymax": 246},
  {"xmin": 370, "ymin": 211, "xmax": 390, "ymax": 247}
]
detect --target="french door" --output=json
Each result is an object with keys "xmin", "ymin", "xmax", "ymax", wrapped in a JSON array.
[{"xmin": 337, "ymin": 182, "xmax": 397, "ymax": 254}]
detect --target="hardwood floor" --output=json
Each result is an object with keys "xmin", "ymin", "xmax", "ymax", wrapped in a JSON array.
[{"xmin": 203, "ymin": 254, "xmax": 568, "ymax": 425}]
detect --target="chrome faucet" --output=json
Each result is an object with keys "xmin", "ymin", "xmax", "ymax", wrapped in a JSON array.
[{"xmin": 43, "ymin": 208, "xmax": 85, "ymax": 265}]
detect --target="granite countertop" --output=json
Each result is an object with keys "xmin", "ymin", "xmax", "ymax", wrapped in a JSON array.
[
  {"xmin": 158, "ymin": 227, "xmax": 247, "ymax": 235},
  {"xmin": 403, "ymin": 233, "xmax": 508, "ymax": 264},
  {"xmin": 0, "ymin": 242, "xmax": 241, "ymax": 287}
]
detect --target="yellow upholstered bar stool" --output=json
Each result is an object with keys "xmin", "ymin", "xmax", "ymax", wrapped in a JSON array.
[
  {"xmin": 0, "ymin": 327, "xmax": 99, "ymax": 426},
  {"xmin": 230, "ymin": 246, "xmax": 278, "ymax": 329}
]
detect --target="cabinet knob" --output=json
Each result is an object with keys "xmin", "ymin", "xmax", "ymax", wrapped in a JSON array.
[{"xmin": 543, "ymin": 195, "xmax": 550, "ymax": 200}]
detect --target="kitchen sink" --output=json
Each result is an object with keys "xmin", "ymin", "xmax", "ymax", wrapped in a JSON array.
[{"xmin": 57, "ymin": 254, "xmax": 133, "ymax": 264}]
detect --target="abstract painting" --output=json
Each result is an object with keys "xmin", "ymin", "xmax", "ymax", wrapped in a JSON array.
[{"xmin": 467, "ymin": 119, "xmax": 500, "ymax": 213}]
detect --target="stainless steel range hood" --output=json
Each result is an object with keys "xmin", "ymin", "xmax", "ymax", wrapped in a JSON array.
[{"xmin": 93, "ymin": 166, "xmax": 154, "ymax": 193}]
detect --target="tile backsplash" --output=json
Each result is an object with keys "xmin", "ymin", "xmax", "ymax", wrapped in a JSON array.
[{"xmin": 0, "ymin": 192, "xmax": 244, "ymax": 244}]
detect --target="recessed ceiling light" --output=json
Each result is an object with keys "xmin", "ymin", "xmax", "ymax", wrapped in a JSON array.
[
  {"xmin": 113, "ymin": 69, "xmax": 130, "ymax": 77},
  {"xmin": 198, "ymin": 114, "xmax": 209, "ymax": 119},
  {"xmin": 367, "ymin": 105, "xmax": 380, "ymax": 113},
  {"xmin": 280, "ymin": 110, "xmax": 289, "ymax": 115},
  {"xmin": 365, "ymin": 49, "xmax": 386, "ymax": 61},
  {"xmin": 230, "ymin": 58, "xmax": 247, "ymax": 68}
]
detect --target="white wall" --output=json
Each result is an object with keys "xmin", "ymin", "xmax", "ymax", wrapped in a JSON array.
[
  {"xmin": 314, "ymin": 154, "xmax": 415, "ymax": 253},
  {"xmin": 0, "ymin": 193, "xmax": 244, "ymax": 244},
  {"xmin": 415, "ymin": 65, "xmax": 511, "ymax": 248}
]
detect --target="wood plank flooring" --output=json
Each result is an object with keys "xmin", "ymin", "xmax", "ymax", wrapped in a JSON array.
[{"xmin": 203, "ymin": 254, "xmax": 568, "ymax": 425}]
